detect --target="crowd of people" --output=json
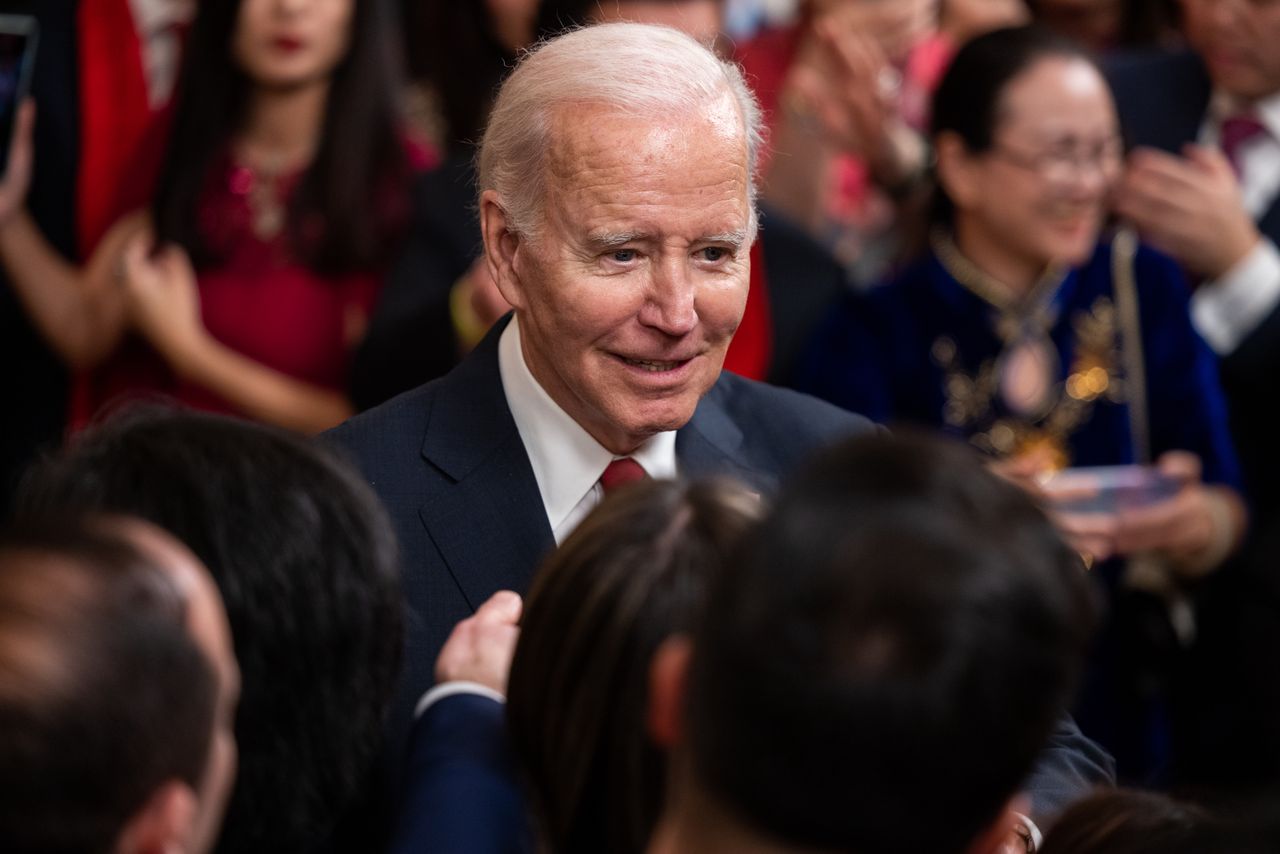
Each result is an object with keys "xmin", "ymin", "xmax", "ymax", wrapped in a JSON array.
[{"xmin": 3, "ymin": 0, "xmax": 1280, "ymax": 851}]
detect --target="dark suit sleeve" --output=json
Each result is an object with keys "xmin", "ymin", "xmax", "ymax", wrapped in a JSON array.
[
  {"xmin": 1020, "ymin": 713, "xmax": 1116, "ymax": 824},
  {"xmin": 389, "ymin": 693, "xmax": 533, "ymax": 854}
]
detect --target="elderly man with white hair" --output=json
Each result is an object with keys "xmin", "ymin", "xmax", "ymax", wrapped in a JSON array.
[
  {"xmin": 327, "ymin": 22, "xmax": 1113, "ymax": 844},
  {"xmin": 330, "ymin": 19, "xmax": 865, "ymax": 743}
]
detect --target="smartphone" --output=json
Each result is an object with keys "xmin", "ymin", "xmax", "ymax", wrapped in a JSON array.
[
  {"xmin": 0, "ymin": 15, "xmax": 38, "ymax": 178},
  {"xmin": 1040, "ymin": 465, "xmax": 1182, "ymax": 515}
]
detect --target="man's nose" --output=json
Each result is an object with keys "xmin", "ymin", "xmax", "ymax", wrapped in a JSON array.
[{"xmin": 637, "ymin": 257, "xmax": 698, "ymax": 336}]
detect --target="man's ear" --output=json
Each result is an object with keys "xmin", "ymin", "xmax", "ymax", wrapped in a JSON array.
[
  {"xmin": 114, "ymin": 780, "xmax": 198, "ymax": 854},
  {"xmin": 647, "ymin": 634, "xmax": 693, "ymax": 750},
  {"xmin": 478, "ymin": 188, "xmax": 528, "ymax": 311},
  {"xmin": 934, "ymin": 130, "xmax": 981, "ymax": 213},
  {"xmin": 966, "ymin": 794, "xmax": 1031, "ymax": 854}
]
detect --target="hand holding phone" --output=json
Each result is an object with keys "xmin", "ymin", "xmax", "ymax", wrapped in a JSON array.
[
  {"xmin": 0, "ymin": 15, "xmax": 37, "ymax": 225},
  {"xmin": 1040, "ymin": 465, "xmax": 1182, "ymax": 515}
]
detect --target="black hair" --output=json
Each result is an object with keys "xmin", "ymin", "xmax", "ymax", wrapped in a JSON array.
[
  {"xmin": 407, "ymin": 1, "xmax": 515, "ymax": 153},
  {"xmin": 151, "ymin": 0, "xmax": 411, "ymax": 276},
  {"xmin": 928, "ymin": 25, "xmax": 1096, "ymax": 225},
  {"xmin": 1040, "ymin": 789, "xmax": 1261, "ymax": 854},
  {"xmin": 0, "ymin": 522, "xmax": 217, "ymax": 854},
  {"xmin": 686, "ymin": 432, "xmax": 1098, "ymax": 853},
  {"xmin": 507, "ymin": 477, "xmax": 760, "ymax": 854},
  {"xmin": 15, "ymin": 406, "xmax": 404, "ymax": 854}
]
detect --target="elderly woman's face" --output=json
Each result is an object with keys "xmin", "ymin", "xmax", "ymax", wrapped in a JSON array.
[{"xmin": 952, "ymin": 56, "xmax": 1122, "ymax": 271}]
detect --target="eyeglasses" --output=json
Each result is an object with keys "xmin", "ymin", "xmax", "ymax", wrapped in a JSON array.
[{"xmin": 988, "ymin": 136, "xmax": 1126, "ymax": 184}]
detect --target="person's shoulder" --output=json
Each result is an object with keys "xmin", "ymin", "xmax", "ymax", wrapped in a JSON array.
[
  {"xmin": 1103, "ymin": 48, "xmax": 1205, "ymax": 88},
  {"xmin": 707, "ymin": 371, "xmax": 879, "ymax": 442},
  {"xmin": 323, "ymin": 380, "xmax": 441, "ymax": 471}
]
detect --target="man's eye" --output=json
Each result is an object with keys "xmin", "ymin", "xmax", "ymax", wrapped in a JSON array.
[
  {"xmin": 700, "ymin": 247, "xmax": 727, "ymax": 262},
  {"xmin": 610, "ymin": 249, "xmax": 637, "ymax": 263}
]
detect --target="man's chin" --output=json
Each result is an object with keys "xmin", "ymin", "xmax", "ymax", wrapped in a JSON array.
[{"xmin": 606, "ymin": 402, "xmax": 698, "ymax": 451}]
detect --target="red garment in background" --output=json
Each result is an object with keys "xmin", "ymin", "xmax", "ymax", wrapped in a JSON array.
[
  {"xmin": 73, "ymin": 0, "xmax": 176, "ymax": 427},
  {"xmin": 735, "ymin": 23, "xmax": 955, "ymax": 224},
  {"xmin": 76, "ymin": 0, "xmax": 173, "ymax": 257},
  {"xmin": 80, "ymin": 145, "xmax": 433, "ymax": 423},
  {"xmin": 721, "ymin": 241, "xmax": 773, "ymax": 381}
]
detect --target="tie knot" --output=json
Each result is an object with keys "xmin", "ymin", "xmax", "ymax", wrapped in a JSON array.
[
  {"xmin": 1221, "ymin": 113, "xmax": 1268, "ymax": 172},
  {"xmin": 600, "ymin": 457, "xmax": 648, "ymax": 493}
]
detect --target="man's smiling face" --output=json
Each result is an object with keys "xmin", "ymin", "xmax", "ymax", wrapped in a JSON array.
[{"xmin": 500, "ymin": 97, "xmax": 753, "ymax": 454}]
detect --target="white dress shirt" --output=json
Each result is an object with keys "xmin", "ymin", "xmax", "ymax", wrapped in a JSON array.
[
  {"xmin": 128, "ymin": 0, "xmax": 195, "ymax": 108},
  {"xmin": 1192, "ymin": 90, "xmax": 1280, "ymax": 354},
  {"xmin": 415, "ymin": 316, "xmax": 679, "ymax": 718},
  {"xmin": 497, "ymin": 315, "xmax": 678, "ymax": 544}
]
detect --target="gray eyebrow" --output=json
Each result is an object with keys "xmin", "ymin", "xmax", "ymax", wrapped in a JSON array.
[
  {"xmin": 703, "ymin": 230, "xmax": 750, "ymax": 248},
  {"xmin": 585, "ymin": 231, "xmax": 648, "ymax": 249},
  {"xmin": 583, "ymin": 229, "xmax": 751, "ymax": 250}
]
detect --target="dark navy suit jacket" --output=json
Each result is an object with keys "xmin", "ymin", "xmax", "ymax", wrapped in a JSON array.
[
  {"xmin": 327, "ymin": 314, "xmax": 875, "ymax": 754},
  {"xmin": 388, "ymin": 694, "xmax": 530, "ymax": 854},
  {"xmin": 327, "ymin": 316, "xmax": 1114, "ymax": 847},
  {"xmin": 1107, "ymin": 50, "xmax": 1280, "ymax": 517}
]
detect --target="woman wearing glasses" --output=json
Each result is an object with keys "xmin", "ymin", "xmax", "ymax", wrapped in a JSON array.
[{"xmin": 798, "ymin": 25, "xmax": 1245, "ymax": 782}]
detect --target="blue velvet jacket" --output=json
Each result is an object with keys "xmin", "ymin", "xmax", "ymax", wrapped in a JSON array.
[{"xmin": 798, "ymin": 240, "xmax": 1242, "ymax": 490}]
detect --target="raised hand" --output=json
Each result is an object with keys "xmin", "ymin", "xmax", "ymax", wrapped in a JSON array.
[
  {"xmin": 120, "ymin": 231, "xmax": 208, "ymax": 372},
  {"xmin": 1114, "ymin": 144, "xmax": 1260, "ymax": 279},
  {"xmin": 0, "ymin": 99, "xmax": 36, "ymax": 229}
]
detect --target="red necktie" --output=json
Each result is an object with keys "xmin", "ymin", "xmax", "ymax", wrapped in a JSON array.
[
  {"xmin": 599, "ymin": 458, "xmax": 648, "ymax": 493},
  {"xmin": 1220, "ymin": 114, "xmax": 1267, "ymax": 177}
]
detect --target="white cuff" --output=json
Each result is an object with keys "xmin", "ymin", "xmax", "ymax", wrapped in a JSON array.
[
  {"xmin": 1014, "ymin": 812, "xmax": 1043, "ymax": 852},
  {"xmin": 414, "ymin": 681, "xmax": 506, "ymax": 719},
  {"xmin": 1192, "ymin": 238, "xmax": 1280, "ymax": 354}
]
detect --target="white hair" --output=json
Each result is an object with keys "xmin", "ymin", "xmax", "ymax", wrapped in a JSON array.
[{"xmin": 477, "ymin": 22, "xmax": 765, "ymax": 239}]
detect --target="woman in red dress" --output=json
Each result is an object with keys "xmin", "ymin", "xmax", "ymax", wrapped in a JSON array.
[{"xmin": 0, "ymin": 0, "xmax": 428, "ymax": 433}]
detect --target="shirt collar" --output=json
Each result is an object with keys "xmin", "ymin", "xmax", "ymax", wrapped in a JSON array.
[
  {"xmin": 498, "ymin": 316, "xmax": 677, "ymax": 533},
  {"xmin": 1207, "ymin": 88, "xmax": 1280, "ymax": 143},
  {"xmin": 128, "ymin": 0, "xmax": 195, "ymax": 36}
]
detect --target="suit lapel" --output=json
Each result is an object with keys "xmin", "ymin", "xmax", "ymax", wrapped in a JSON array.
[
  {"xmin": 418, "ymin": 317, "xmax": 555, "ymax": 610},
  {"xmin": 677, "ymin": 377, "xmax": 779, "ymax": 496}
]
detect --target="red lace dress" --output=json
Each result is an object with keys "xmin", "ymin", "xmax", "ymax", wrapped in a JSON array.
[{"xmin": 77, "ymin": 146, "xmax": 432, "ymax": 424}]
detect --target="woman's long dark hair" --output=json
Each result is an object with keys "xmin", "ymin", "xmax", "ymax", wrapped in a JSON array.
[
  {"xmin": 151, "ymin": 0, "xmax": 410, "ymax": 276},
  {"xmin": 506, "ymin": 478, "xmax": 761, "ymax": 854},
  {"xmin": 409, "ymin": 0, "xmax": 514, "ymax": 153}
]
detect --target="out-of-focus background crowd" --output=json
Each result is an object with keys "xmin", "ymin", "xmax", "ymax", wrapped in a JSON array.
[{"xmin": 4, "ymin": 0, "xmax": 1280, "ymax": 852}]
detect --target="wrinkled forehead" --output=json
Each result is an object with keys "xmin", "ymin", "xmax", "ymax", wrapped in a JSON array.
[
  {"xmin": 545, "ymin": 93, "xmax": 747, "ymax": 170},
  {"xmin": 540, "ymin": 98, "xmax": 752, "ymax": 225}
]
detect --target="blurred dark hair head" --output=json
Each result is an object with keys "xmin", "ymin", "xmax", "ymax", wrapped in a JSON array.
[
  {"xmin": 928, "ymin": 25, "xmax": 1097, "ymax": 225},
  {"xmin": 1025, "ymin": 0, "xmax": 1181, "ymax": 52},
  {"xmin": 507, "ymin": 477, "xmax": 761, "ymax": 854},
  {"xmin": 152, "ymin": 0, "xmax": 411, "ymax": 276},
  {"xmin": 0, "ymin": 521, "xmax": 216, "ymax": 853},
  {"xmin": 16, "ymin": 406, "xmax": 403, "ymax": 854},
  {"xmin": 408, "ymin": 1, "xmax": 520, "ymax": 152},
  {"xmin": 1040, "ymin": 789, "xmax": 1261, "ymax": 854},
  {"xmin": 686, "ymin": 432, "xmax": 1098, "ymax": 853}
]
